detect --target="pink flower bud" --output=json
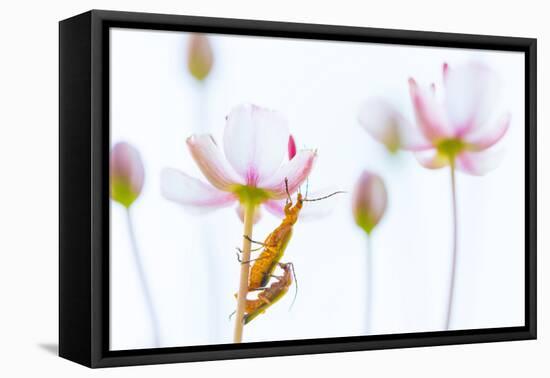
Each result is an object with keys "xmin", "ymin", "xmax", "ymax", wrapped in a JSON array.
[
  {"xmin": 288, "ymin": 134, "xmax": 297, "ymax": 160},
  {"xmin": 380, "ymin": 121, "xmax": 401, "ymax": 154},
  {"xmin": 110, "ymin": 142, "xmax": 145, "ymax": 208},
  {"xmin": 187, "ymin": 34, "xmax": 213, "ymax": 81},
  {"xmin": 352, "ymin": 171, "xmax": 387, "ymax": 235}
]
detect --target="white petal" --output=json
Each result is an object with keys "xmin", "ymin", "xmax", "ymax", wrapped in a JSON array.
[
  {"xmin": 444, "ymin": 62, "xmax": 501, "ymax": 136},
  {"xmin": 223, "ymin": 104, "xmax": 289, "ymax": 186},
  {"xmin": 414, "ymin": 149, "xmax": 449, "ymax": 169},
  {"xmin": 259, "ymin": 149, "xmax": 317, "ymax": 200},
  {"xmin": 161, "ymin": 168, "xmax": 236, "ymax": 212},
  {"xmin": 456, "ymin": 149, "xmax": 505, "ymax": 176},
  {"xmin": 409, "ymin": 78, "xmax": 454, "ymax": 141},
  {"xmin": 466, "ymin": 113, "xmax": 511, "ymax": 151},
  {"xmin": 187, "ymin": 134, "xmax": 243, "ymax": 191},
  {"xmin": 358, "ymin": 98, "xmax": 431, "ymax": 151}
]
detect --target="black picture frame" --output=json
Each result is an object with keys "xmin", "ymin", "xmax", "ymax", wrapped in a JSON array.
[{"xmin": 59, "ymin": 9, "xmax": 537, "ymax": 368}]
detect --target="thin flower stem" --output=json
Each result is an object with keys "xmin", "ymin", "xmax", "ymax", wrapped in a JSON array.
[
  {"xmin": 365, "ymin": 235, "xmax": 373, "ymax": 335},
  {"xmin": 202, "ymin": 218, "xmax": 220, "ymax": 343},
  {"xmin": 125, "ymin": 207, "xmax": 161, "ymax": 347},
  {"xmin": 198, "ymin": 82, "xmax": 209, "ymax": 130},
  {"xmin": 195, "ymin": 83, "xmax": 220, "ymax": 343},
  {"xmin": 445, "ymin": 161, "xmax": 458, "ymax": 330},
  {"xmin": 233, "ymin": 203, "xmax": 257, "ymax": 343}
]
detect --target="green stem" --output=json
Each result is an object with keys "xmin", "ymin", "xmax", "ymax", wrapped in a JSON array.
[
  {"xmin": 365, "ymin": 235, "xmax": 373, "ymax": 334},
  {"xmin": 195, "ymin": 83, "xmax": 220, "ymax": 343},
  {"xmin": 445, "ymin": 161, "xmax": 458, "ymax": 330},
  {"xmin": 125, "ymin": 207, "xmax": 161, "ymax": 346},
  {"xmin": 233, "ymin": 203, "xmax": 257, "ymax": 343}
]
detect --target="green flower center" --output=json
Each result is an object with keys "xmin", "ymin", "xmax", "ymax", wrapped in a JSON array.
[
  {"xmin": 232, "ymin": 185, "xmax": 271, "ymax": 206},
  {"xmin": 437, "ymin": 138, "xmax": 467, "ymax": 160}
]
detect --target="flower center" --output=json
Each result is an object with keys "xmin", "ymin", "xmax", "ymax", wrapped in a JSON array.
[
  {"xmin": 437, "ymin": 138, "xmax": 467, "ymax": 160},
  {"xmin": 232, "ymin": 185, "xmax": 271, "ymax": 206}
]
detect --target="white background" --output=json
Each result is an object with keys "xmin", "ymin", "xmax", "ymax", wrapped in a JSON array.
[
  {"xmin": 0, "ymin": 0, "xmax": 547, "ymax": 376},
  {"xmin": 109, "ymin": 28, "xmax": 524, "ymax": 350}
]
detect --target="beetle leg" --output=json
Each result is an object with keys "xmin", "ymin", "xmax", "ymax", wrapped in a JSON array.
[
  {"xmin": 248, "ymin": 286, "xmax": 268, "ymax": 292},
  {"xmin": 259, "ymin": 296, "xmax": 272, "ymax": 305},
  {"xmin": 243, "ymin": 235, "xmax": 266, "ymax": 246},
  {"xmin": 235, "ymin": 250, "xmax": 269, "ymax": 264},
  {"xmin": 236, "ymin": 246, "xmax": 263, "ymax": 255}
]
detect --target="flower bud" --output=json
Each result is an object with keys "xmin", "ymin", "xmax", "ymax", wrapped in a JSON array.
[
  {"xmin": 380, "ymin": 121, "xmax": 401, "ymax": 154},
  {"xmin": 358, "ymin": 99, "xmax": 404, "ymax": 154},
  {"xmin": 288, "ymin": 134, "xmax": 297, "ymax": 160},
  {"xmin": 187, "ymin": 34, "xmax": 213, "ymax": 81},
  {"xmin": 352, "ymin": 171, "xmax": 387, "ymax": 235},
  {"xmin": 110, "ymin": 142, "xmax": 145, "ymax": 208}
]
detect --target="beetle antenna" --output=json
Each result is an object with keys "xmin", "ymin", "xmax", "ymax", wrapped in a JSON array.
[
  {"xmin": 284, "ymin": 177, "xmax": 291, "ymax": 204},
  {"xmin": 303, "ymin": 191, "xmax": 347, "ymax": 202},
  {"xmin": 228, "ymin": 310, "xmax": 236, "ymax": 321},
  {"xmin": 289, "ymin": 263, "xmax": 298, "ymax": 311}
]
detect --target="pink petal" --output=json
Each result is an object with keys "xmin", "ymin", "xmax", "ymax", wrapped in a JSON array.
[
  {"xmin": 258, "ymin": 150, "xmax": 317, "ymax": 200},
  {"xmin": 414, "ymin": 149, "xmax": 449, "ymax": 169},
  {"xmin": 187, "ymin": 134, "xmax": 243, "ymax": 191},
  {"xmin": 160, "ymin": 168, "xmax": 236, "ymax": 212},
  {"xmin": 263, "ymin": 199, "xmax": 285, "ymax": 218},
  {"xmin": 456, "ymin": 149, "xmax": 504, "ymax": 176},
  {"xmin": 358, "ymin": 98, "xmax": 431, "ymax": 152},
  {"xmin": 236, "ymin": 204, "xmax": 262, "ymax": 224},
  {"xmin": 466, "ymin": 113, "xmax": 511, "ymax": 151},
  {"xmin": 288, "ymin": 134, "xmax": 297, "ymax": 160},
  {"xmin": 223, "ymin": 104, "xmax": 289, "ymax": 186},
  {"xmin": 444, "ymin": 62, "xmax": 501, "ymax": 137},
  {"xmin": 409, "ymin": 78, "xmax": 453, "ymax": 141},
  {"xmin": 442, "ymin": 62, "xmax": 449, "ymax": 80}
]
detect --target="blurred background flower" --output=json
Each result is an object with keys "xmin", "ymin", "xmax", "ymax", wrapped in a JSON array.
[
  {"xmin": 358, "ymin": 61, "xmax": 510, "ymax": 330},
  {"xmin": 358, "ymin": 100, "xmax": 410, "ymax": 154},
  {"xmin": 110, "ymin": 142, "xmax": 145, "ymax": 208},
  {"xmin": 409, "ymin": 62, "xmax": 510, "ymax": 329},
  {"xmin": 409, "ymin": 63, "xmax": 510, "ymax": 175},
  {"xmin": 359, "ymin": 62, "xmax": 510, "ymax": 175},
  {"xmin": 352, "ymin": 171, "xmax": 387, "ymax": 235},
  {"xmin": 352, "ymin": 170, "xmax": 388, "ymax": 334},
  {"xmin": 187, "ymin": 34, "xmax": 214, "ymax": 82},
  {"xmin": 110, "ymin": 141, "xmax": 160, "ymax": 347}
]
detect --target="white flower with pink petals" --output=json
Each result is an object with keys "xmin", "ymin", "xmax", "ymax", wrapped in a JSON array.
[
  {"xmin": 161, "ymin": 104, "xmax": 317, "ymax": 222},
  {"xmin": 359, "ymin": 61, "xmax": 512, "ymax": 330},
  {"xmin": 359, "ymin": 62, "xmax": 510, "ymax": 175}
]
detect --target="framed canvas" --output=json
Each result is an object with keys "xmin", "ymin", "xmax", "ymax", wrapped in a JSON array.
[{"xmin": 59, "ymin": 10, "xmax": 537, "ymax": 368}]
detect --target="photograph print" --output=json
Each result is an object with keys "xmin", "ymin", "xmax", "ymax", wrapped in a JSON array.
[{"xmin": 108, "ymin": 27, "xmax": 526, "ymax": 350}]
